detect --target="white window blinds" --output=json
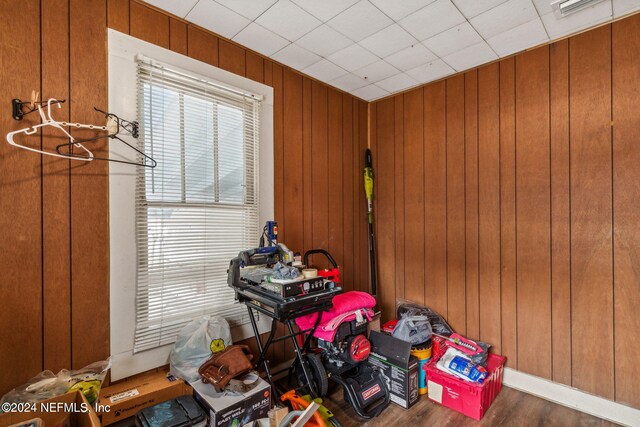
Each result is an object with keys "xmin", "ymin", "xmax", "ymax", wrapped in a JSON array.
[{"xmin": 134, "ymin": 56, "xmax": 260, "ymax": 353}]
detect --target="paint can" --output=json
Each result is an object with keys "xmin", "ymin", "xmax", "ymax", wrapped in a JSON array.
[{"xmin": 411, "ymin": 339, "xmax": 432, "ymax": 395}]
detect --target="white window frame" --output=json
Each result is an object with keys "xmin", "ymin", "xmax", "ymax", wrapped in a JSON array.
[{"xmin": 108, "ymin": 29, "xmax": 274, "ymax": 381}]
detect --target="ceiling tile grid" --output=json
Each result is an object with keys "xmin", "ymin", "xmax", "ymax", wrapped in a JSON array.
[{"xmin": 143, "ymin": 0, "xmax": 640, "ymax": 101}]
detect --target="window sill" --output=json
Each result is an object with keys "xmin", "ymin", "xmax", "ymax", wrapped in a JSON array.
[{"xmin": 110, "ymin": 313, "xmax": 271, "ymax": 381}]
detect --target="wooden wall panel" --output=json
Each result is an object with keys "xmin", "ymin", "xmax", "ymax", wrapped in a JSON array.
[
  {"xmin": 352, "ymin": 100, "xmax": 362, "ymax": 291},
  {"xmin": 550, "ymin": 39, "xmax": 571, "ymax": 385},
  {"xmin": 477, "ymin": 64, "xmax": 501, "ymax": 353},
  {"xmin": 375, "ymin": 98, "xmax": 395, "ymax": 318},
  {"xmin": 169, "ymin": 18, "xmax": 187, "ymax": 55},
  {"xmin": 612, "ymin": 14, "xmax": 640, "ymax": 408},
  {"xmin": 499, "ymin": 57, "xmax": 517, "ymax": 368},
  {"xmin": 371, "ymin": 16, "xmax": 640, "ymax": 407},
  {"xmin": 219, "ymin": 40, "xmax": 246, "ymax": 77},
  {"xmin": 328, "ymin": 90, "xmax": 344, "ymax": 271},
  {"xmin": 187, "ymin": 26, "xmax": 219, "ymax": 66},
  {"xmin": 515, "ymin": 47, "xmax": 551, "ymax": 379},
  {"xmin": 130, "ymin": 1, "xmax": 169, "ymax": 49},
  {"xmin": 69, "ymin": 0, "xmax": 110, "ymax": 369},
  {"xmin": 302, "ymin": 78, "xmax": 313, "ymax": 257},
  {"xmin": 311, "ymin": 81, "xmax": 329, "ymax": 264},
  {"xmin": 446, "ymin": 75, "xmax": 466, "ymax": 334},
  {"xmin": 464, "ymin": 71, "xmax": 480, "ymax": 339},
  {"xmin": 42, "ymin": 0, "xmax": 72, "ymax": 373},
  {"xmin": 283, "ymin": 68, "xmax": 304, "ymax": 252},
  {"xmin": 394, "ymin": 95, "xmax": 405, "ymax": 303},
  {"xmin": 108, "ymin": 0, "xmax": 129, "ymax": 34},
  {"xmin": 0, "ymin": 0, "xmax": 43, "ymax": 395},
  {"xmin": 263, "ymin": 60, "xmax": 272, "ymax": 86},
  {"xmin": 569, "ymin": 25, "xmax": 614, "ymax": 399},
  {"xmin": 272, "ymin": 64, "xmax": 284, "ymax": 239},
  {"xmin": 341, "ymin": 94, "xmax": 354, "ymax": 292},
  {"xmin": 424, "ymin": 83, "xmax": 447, "ymax": 316},
  {"xmin": 246, "ymin": 52, "xmax": 264, "ymax": 83},
  {"xmin": 403, "ymin": 89, "xmax": 425, "ymax": 305}
]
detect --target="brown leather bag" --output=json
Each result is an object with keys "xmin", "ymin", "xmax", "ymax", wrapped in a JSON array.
[{"xmin": 198, "ymin": 344, "xmax": 254, "ymax": 391}]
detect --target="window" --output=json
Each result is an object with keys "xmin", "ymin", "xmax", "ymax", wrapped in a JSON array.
[{"xmin": 133, "ymin": 57, "xmax": 260, "ymax": 353}]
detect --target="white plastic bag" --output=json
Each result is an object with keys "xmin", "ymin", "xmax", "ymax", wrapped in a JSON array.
[
  {"xmin": 0, "ymin": 359, "xmax": 110, "ymax": 406},
  {"xmin": 169, "ymin": 316, "xmax": 232, "ymax": 383}
]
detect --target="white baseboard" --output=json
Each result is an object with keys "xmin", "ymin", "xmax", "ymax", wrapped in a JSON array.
[{"xmin": 503, "ymin": 368, "xmax": 640, "ymax": 427}]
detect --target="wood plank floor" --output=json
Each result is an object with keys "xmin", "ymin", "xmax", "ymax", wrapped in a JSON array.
[{"xmin": 319, "ymin": 385, "xmax": 618, "ymax": 427}]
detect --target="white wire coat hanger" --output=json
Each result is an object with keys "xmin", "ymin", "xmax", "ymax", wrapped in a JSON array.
[
  {"xmin": 7, "ymin": 94, "xmax": 156, "ymax": 168},
  {"xmin": 6, "ymin": 97, "xmax": 107, "ymax": 161}
]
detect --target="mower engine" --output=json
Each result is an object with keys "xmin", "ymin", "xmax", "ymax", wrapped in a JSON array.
[{"xmin": 318, "ymin": 318, "xmax": 371, "ymax": 370}]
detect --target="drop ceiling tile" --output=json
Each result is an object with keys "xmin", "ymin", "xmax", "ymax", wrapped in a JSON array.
[
  {"xmin": 144, "ymin": 0, "xmax": 199, "ymax": 18},
  {"xmin": 376, "ymin": 73, "xmax": 418, "ymax": 93},
  {"xmin": 214, "ymin": 0, "xmax": 277, "ymax": 20},
  {"xmin": 369, "ymin": 0, "xmax": 438, "ymax": 20},
  {"xmin": 470, "ymin": 0, "xmax": 539, "ymax": 39},
  {"xmin": 532, "ymin": 0, "xmax": 554, "ymax": 15},
  {"xmin": 442, "ymin": 41, "xmax": 498, "ymax": 71},
  {"xmin": 384, "ymin": 44, "xmax": 438, "ymax": 71},
  {"xmin": 399, "ymin": 0, "xmax": 466, "ymax": 41},
  {"xmin": 613, "ymin": 0, "xmax": 640, "ymax": 17},
  {"xmin": 330, "ymin": 73, "xmax": 369, "ymax": 91},
  {"xmin": 272, "ymin": 44, "xmax": 321, "ymax": 69},
  {"xmin": 359, "ymin": 24, "xmax": 418, "ymax": 58},
  {"xmin": 487, "ymin": 18, "xmax": 548, "ymax": 56},
  {"xmin": 302, "ymin": 59, "xmax": 348, "ymax": 81},
  {"xmin": 255, "ymin": 0, "xmax": 321, "ymax": 42},
  {"xmin": 232, "ymin": 23, "xmax": 290, "ymax": 56},
  {"xmin": 291, "ymin": 0, "xmax": 359, "ymax": 21},
  {"xmin": 354, "ymin": 60, "xmax": 399, "ymax": 83},
  {"xmin": 423, "ymin": 22, "xmax": 483, "ymax": 57},
  {"xmin": 540, "ymin": 1, "xmax": 612, "ymax": 38},
  {"xmin": 328, "ymin": 44, "xmax": 379, "ymax": 72},
  {"xmin": 352, "ymin": 84, "xmax": 389, "ymax": 101},
  {"xmin": 296, "ymin": 25, "xmax": 353, "ymax": 57},
  {"xmin": 327, "ymin": 0, "xmax": 394, "ymax": 42},
  {"xmin": 406, "ymin": 59, "xmax": 455, "ymax": 82},
  {"xmin": 186, "ymin": 0, "xmax": 251, "ymax": 38},
  {"xmin": 452, "ymin": 0, "xmax": 510, "ymax": 18}
]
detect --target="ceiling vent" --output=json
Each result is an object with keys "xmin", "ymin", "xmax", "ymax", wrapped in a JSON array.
[{"xmin": 551, "ymin": 0, "xmax": 605, "ymax": 17}]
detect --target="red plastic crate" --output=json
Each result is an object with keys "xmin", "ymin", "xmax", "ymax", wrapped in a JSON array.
[{"xmin": 425, "ymin": 350, "xmax": 506, "ymax": 420}]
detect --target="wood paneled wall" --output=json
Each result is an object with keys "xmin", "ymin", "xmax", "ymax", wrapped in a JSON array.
[
  {"xmin": 0, "ymin": 0, "xmax": 109, "ymax": 396},
  {"xmin": 371, "ymin": 15, "xmax": 640, "ymax": 408},
  {"xmin": 0, "ymin": 0, "xmax": 368, "ymax": 395},
  {"xmin": 2, "ymin": 0, "xmax": 639, "ymax": 410}
]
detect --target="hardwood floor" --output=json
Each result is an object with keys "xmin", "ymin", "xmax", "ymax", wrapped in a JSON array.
[
  {"xmin": 110, "ymin": 382, "xmax": 617, "ymax": 426},
  {"xmin": 318, "ymin": 386, "xmax": 618, "ymax": 427}
]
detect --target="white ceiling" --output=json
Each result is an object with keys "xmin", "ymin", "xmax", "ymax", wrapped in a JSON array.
[{"xmin": 144, "ymin": 0, "xmax": 640, "ymax": 101}]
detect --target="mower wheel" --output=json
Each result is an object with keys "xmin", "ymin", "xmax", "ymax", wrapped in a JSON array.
[{"xmin": 294, "ymin": 353, "xmax": 329, "ymax": 397}]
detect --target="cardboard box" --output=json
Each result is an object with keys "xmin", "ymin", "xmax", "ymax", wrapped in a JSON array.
[
  {"xmin": 98, "ymin": 371, "xmax": 192, "ymax": 425},
  {"xmin": 0, "ymin": 390, "xmax": 100, "ymax": 427},
  {"xmin": 191, "ymin": 373, "xmax": 271, "ymax": 427},
  {"xmin": 368, "ymin": 331, "xmax": 419, "ymax": 409}
]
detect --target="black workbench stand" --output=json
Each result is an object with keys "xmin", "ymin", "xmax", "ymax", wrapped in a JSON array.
[{"xmin": 235, "ymin": 286, "xmax": 339, "ymax": 403}]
